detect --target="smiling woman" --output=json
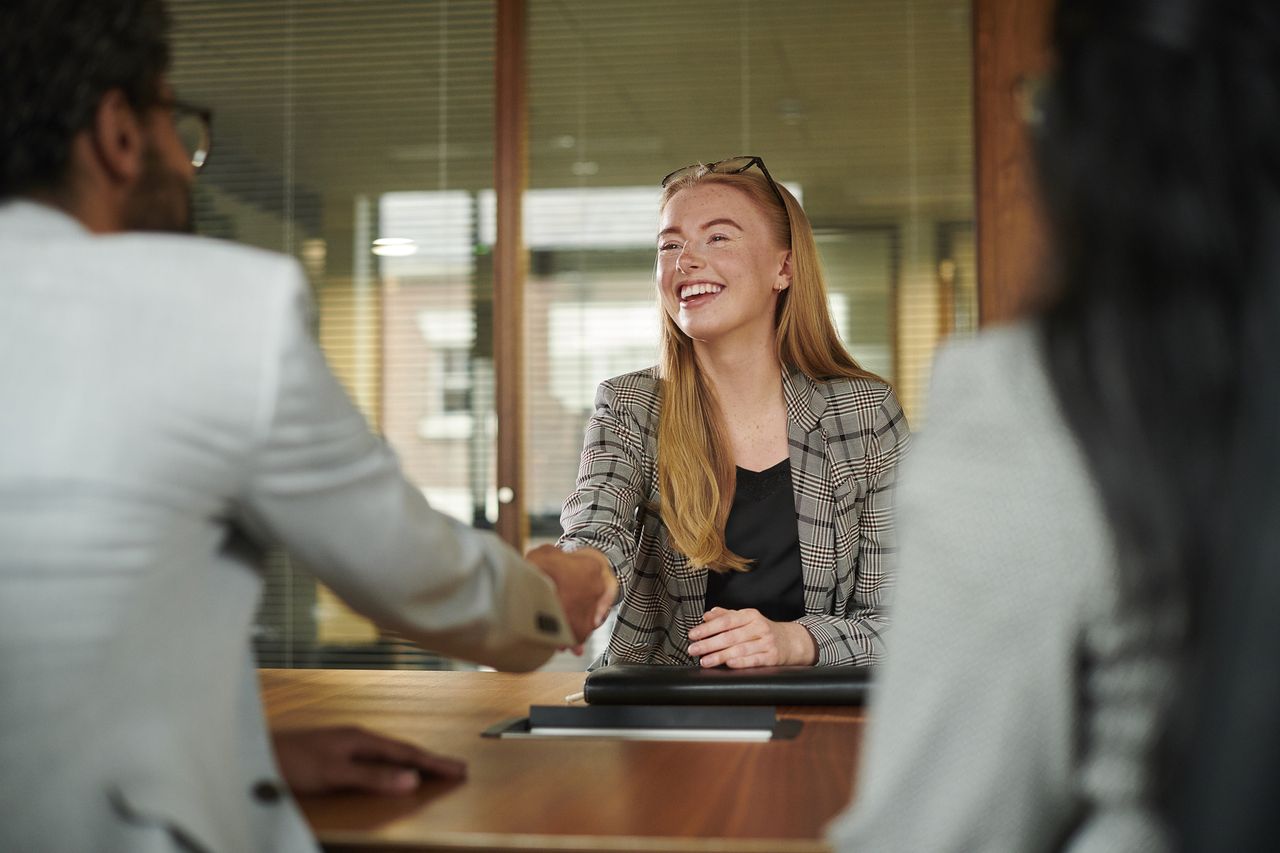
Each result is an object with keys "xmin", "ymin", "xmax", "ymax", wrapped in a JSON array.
[{"xmin": 557, "ymin": 159, "xmax": 911, "ymax": 669}]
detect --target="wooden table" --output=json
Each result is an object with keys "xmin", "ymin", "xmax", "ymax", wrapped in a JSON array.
[{"xmin": 260, "ymin": 668, "xmax": 866, "ymax": 852}]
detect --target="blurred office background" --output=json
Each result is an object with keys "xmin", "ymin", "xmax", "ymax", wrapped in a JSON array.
[{"xmin": 167, "ymin": 0, "xmax": 977, "ymax": 670}]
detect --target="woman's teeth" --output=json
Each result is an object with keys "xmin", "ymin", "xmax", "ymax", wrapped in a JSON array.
[{"xmin": 679, "ymin": 283, "xmax": 724, "ymax": 300}]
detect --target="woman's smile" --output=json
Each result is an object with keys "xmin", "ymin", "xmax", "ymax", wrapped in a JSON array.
[{"xmin": 678, "ymin": 279, "xmax": 726, "ymax": 308}]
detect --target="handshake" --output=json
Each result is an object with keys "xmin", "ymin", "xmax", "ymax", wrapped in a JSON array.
[{"xmin": 525, "ymin": 544, "xmax": 618, "ymax": 652}]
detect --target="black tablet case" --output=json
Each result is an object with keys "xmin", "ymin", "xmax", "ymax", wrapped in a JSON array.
[{"xmin": 583, "ymin": 663, "xmax": 873, "ymax": 706}]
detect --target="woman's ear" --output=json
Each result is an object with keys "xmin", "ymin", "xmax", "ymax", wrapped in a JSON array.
[
  {"xmin": 88, "ymin": 88, "xmax": 146, "ymax": 185},
  {"xmin": 774, "ymin": 251, "xmax": 793, "ymax": 292}
]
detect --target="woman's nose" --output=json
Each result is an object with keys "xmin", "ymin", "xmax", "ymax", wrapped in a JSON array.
[{"xmin": 677, "ymin": 243, "xmax": 704, "ymax": 272}]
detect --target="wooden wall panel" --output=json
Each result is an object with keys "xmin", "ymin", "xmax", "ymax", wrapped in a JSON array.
[
  {"xmin": 494, "ymin": 0, "xmax": 528, "ymax": 548},
  {"xmin": 974, "ymin": 0, "xmax": 1055, "ymax": 325}
]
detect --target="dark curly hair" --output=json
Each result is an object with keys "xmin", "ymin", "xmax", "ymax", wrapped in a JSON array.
[
  {"xmin": 1039, "ymin": 0, "xmax": 1280, "ymax": 601},
  {"xmin": 0, "ymin": 0, "xmax": 170, "ymax": 199},
  {"xmin": 1035, "ymin": 0, "xmax": 1280, "ymax": 845}
]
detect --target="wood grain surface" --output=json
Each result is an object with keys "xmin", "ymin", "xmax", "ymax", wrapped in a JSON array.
[{"xmin": 261, "ymin": 669, "xmax": 866, "ymax": 852}]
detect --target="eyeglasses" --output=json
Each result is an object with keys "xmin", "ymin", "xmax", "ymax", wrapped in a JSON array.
[
  {"xmin": 160, "ymin": 99, "xmax": 213, "ymax": 171},
  {"xmin": 660, "ymin": 155, "xmax": 791, "ymax": 233}
]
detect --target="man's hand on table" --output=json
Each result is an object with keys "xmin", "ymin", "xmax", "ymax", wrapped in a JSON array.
[
  {"xmin": 525, "ymin": 544, "xmax": 617, "ymax": 653},
  {"xmin": 272, "ymin": 726, "xmax": 465, "ymax": 795}
]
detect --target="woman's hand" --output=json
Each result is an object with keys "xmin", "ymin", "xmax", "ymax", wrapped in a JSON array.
[{"xmin": 686, "ymin": 607, "xmax": 818, "ymax": 668}]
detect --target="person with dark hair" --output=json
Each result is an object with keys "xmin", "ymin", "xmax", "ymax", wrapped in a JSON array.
[
  {"xmin": 0, "ymin": 0, "xmax": 197, "ymax": 236},
  {"xmin": 825, "ymin": 0, "xmax": 1280, "ymax": 849},
  {"xmin": 0, "ymin": 1, "xmax": 614, "ymax": 850}
]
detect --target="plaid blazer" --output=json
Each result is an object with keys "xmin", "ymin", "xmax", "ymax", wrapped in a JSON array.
[{"xmin": 559, "ymin": 365, "xmax": 910, "ymax": 666}]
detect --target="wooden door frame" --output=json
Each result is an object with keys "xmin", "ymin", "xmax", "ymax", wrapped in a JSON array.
[{"xmin": 974, "ymin": 0, "xmax": 1054, "ymax": 326}]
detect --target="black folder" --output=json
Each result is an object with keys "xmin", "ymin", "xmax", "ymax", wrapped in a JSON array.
[{"xmin": 583, "ymin": 663, "xmax": 874, "ymax": 706}]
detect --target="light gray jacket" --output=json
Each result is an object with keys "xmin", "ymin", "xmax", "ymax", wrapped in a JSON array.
[
  {"xmin": 0, "ymin": 201, "xmax": 573, "ymax": 853},
  {"xmin": 827, "ymin": 325, "xmax": 1178, "ymax": 852}
]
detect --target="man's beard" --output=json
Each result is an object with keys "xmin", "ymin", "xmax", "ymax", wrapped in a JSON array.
[{"xmin": 122, "ymin": 146, "xmax": 194, "ymax": 234}]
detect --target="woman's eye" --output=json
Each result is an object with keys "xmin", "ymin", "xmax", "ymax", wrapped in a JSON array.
[
  {"xmin": 658, "ymin": 242, "xmax": 681, "ymax": 252},
  {"xmin": 708, "ymin": 234, "xmax": 730, "ymax": 244}
]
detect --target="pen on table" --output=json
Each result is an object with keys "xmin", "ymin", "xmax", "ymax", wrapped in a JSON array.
[{"xmin": 564, "ymin": 691, "xmax": 585, "ymax": 704}]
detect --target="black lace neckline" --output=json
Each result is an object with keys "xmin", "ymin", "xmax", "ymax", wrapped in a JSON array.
[{"xmin": 733, "ymin": 457, "xmax": 791, "ymax": 503}]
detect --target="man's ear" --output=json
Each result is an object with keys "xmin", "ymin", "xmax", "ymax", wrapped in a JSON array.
[
  {"xmin": 88, "ymin": 89, "xmax": 146, "ymax": 186},
  {"xmin": 774, "ymin": 250, "xmax": 793, "ymax": 292}
]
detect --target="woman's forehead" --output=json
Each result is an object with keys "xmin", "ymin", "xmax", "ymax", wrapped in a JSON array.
[{"xmin": 660, "ymin": 183, "xmax": 762, "ymax": 229}]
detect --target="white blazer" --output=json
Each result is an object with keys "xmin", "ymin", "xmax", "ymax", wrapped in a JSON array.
[{"xmin": 0, "ymin": 201, "xmax": 573, "ymax": 853}]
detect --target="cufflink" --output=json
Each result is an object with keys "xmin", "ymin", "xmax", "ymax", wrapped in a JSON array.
[{"xmin": 251, "ymin": 779, "xmax": 284, "ymax": 804}]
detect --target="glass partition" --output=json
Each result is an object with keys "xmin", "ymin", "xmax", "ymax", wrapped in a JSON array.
[{"xmin": 168, "ymin": 0, "xmax": 974, "ymax": 670}]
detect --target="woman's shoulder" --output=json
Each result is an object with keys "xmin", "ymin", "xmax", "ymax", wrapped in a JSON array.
[
  {"xmin": 907, "ymin": 324, "xmax": 1117, "ymax": 630},
  {"xmin": 807, "ymin": 372, "xmax": 906, "ymax": 441},
  {"xmin": 599, "ymin": 365, "xmax": 660, "ymax": 393},
  {"xmin": 814, "ymin": 373, "xmax": 897, "ymax": 411},
  {"xmin": 934, "ymin": 320, "xmax": 1041, "ymax": 371},
  {"xmin": 927, "ymin": 322, "xmax": 1053, "ymax": 427},
  {"xmin": 912, "ymin": 324, "xmax": 1074, "ymax": 477},
  {"xmin": 592, "ymin": 366, "xmax": 662, "ymax": 421},
  {"xmin": 909, "ymin": 321, "xmax": 1108, "ymax": 581}
]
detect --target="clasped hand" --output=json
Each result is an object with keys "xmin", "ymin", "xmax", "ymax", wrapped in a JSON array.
[
  {"xmin": 525, "ymin": 544, "xmax": 618, "ymax": 653},
  {"xmin": 687, "ymin": 607, "xmax": 818, "ymax": 668}
]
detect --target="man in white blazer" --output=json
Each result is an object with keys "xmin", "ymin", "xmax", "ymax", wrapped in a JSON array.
[{"xmin": 0, "ymin": 1, "xmax": 614, "ymax": 851}]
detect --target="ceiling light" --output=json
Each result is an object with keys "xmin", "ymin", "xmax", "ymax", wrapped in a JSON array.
[{"xmin": 372, "ymin": 237, "xmax": 418, "ymax": 257}]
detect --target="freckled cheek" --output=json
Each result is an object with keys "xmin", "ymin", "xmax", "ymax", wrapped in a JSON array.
[{"xmin": 656, "ymin": 266, "xmax": 679, "ymax": 303}]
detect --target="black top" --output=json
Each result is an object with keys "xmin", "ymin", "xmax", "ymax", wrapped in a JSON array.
[{"xmin": 704, "ymin": 458, "xmax": 805, "ymax": 622}]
